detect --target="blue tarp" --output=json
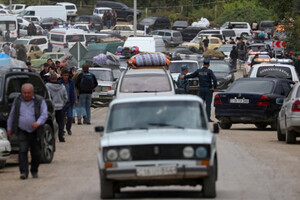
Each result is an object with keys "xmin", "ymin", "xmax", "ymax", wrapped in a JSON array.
[
  {"xmin": 0, "ymin": 58, "xmax": 27, "ymax": 68},
  {"xmin": 0, "ymin": 53, "xmax": 11, "ymax": 59}
]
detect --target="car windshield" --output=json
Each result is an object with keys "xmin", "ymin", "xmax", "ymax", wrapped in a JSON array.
[
  {"xmin": 106, "ymin": 101, "xmax": 207, "ymax": 133},
  {"xmin": 256, "ymin": 66, "xmax": 292, "ymax": 80},
  {"xmin": 169, "ymin": 62, "xmax": 198, "ymax": 73},
  {"xmin": 140, "ymin": 18, "xmax": 155, "ymax": 25},
  {"xmin": 228, "ymin": 80, "xmax": 274, "ymax": 93},
  {"xmin": 260, "ymin": 22, "xmax": 274, "ymax": 27},
  {"xmin": 90, "ymin": 70, "xmax": 113, "ymax": 81},
  {"xmin": 13, "ymin": 39, "xmax": 28, "ymax": 45},
  {"xmin": 191, "ymin": 37, "xmax": 200, "ymax": 43},
  {"xmin": 250, "ymin": 46, "xmax": 266, "ymax": 52},
  {"xmin": 209, "ymin": 63, "xmax": 230, "ymax": 72},
  {"xmin": 120, "ymin": 74, "xmax": 171, "ymax": 93},
  {"xmin": 66, "ymin": 35, "xmax": 85, "ymax": 42},
  {"xmin": 218, "ymin": 46, "xmax": 232, "ymax": 52}
]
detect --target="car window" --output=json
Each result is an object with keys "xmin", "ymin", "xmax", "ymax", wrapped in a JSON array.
[
  {"xmin": 169, "ymin": 62, "xmax": 198, "ymax": 73},
  {"xmin": 107, "ymin": 101, "xmax": 207, "ymax": 133},
  {"xmin": 233, "ymin": 23, "xmax": 247, "ymax": 29},
  {"xmin": 16, "ymin": 5, "xmax": 23, "ymax": 9},
  {"xmin": 209, "ymin": 63, "xmax": 230, "ymax": 72},
  {"xmin": 256, "ymin": 66, "xmax": 292, "ymax": 80},
  {"xmin": 49, "ymin": 54, "xmax": 56, "ymax": 59},
  {"xmin": 13, "ymin": 39, "xmax": 29, "ymax": 45},
  {"xmin": 222, "ymin": 30, "xmax": 236, "ymax": 37},
  {"xmin": 66, "ymin": 5, "xmax": 75, "ymax": 10},
  {"xmin": 66, "ymin": 35, "xmax": 85, "ymax": 42},
  {"xmin": 50, "ymin": 34, "xmax": 64, "ymax": 42},
  {"xmin": 157, "ymin": 32, "xmax": 164, "ymax": 36},
  {"xmin": 228, "ymin": 80, "xmax": 274, "ymax": 93},
  {"xmin": 37, "ymin": 38, "xmax": 47, "ymax": 44},
  {"xmin": 165, "ymin": 32, "xmax": 171, "ymax": 36},
  {"xmin": 90, "ymin": 70, "xmax": 113, "ymax": 81},
  {"xmin": 57, "ymin": 54, "xmax": 64, "ymax": 59},
  {"xmin": 120, "ymin": 74, "xmax": 171, "ymax": 93},
  {"xmin": 282, "ymin": 81, "xmax": 293, "ymax": 96},
  {"xmin": 211, "ymin": 39, "xmax": 219, "ymax": 44}
]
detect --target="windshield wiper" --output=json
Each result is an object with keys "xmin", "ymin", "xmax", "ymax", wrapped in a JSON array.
[
  {"xmin": 148, "ymin": 123, "xmax": 185, "ymax": 129},
  {"xmin": 113, "ymin": 127, "xmax": 148, "ymax": 132}
]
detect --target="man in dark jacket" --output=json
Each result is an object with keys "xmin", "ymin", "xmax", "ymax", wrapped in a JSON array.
[
  {"xmin": 59, "ymin": 69, "xmax": 77, "ymax": 135},
  {"xmin": 230, "ymin": 46, "xmax": 238, "ymax": 71},
  {"xmin": 75, "ymin": 63, "xmax": 98, "ymax": 124},
  {"xmin": 7, "ymin": 83, "xmax": 48, "ymax": 179}
]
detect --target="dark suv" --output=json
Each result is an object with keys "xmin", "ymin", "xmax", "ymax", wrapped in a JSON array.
[
  {"xmin": 137, "ymin": 17, "xmax": 171, "ymax": 33},
  {"xmin": 95, "ymin": 1, "xmax": 142, "ymax": 22},
  {"xmin": 73, "ymin": 15, "xmax": 103, "ymax": 31},
  {"xmin": 0, "ymin": 67, "xmax": 57, "ymax": 163}
]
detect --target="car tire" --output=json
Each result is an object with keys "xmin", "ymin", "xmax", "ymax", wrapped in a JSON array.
[
  {"xmin": 219, "ymin": 118, "xmax": 232, "ymax": 129},
  {"xmin": 40, "ymin": 124, "xmax": 55, "ymax": 163},
  {"xmin": 99, "ymin": 170, "xmax": 117, "ymax": 199},
  {"xmin": 277, "ymin": 122, "xmax": 285, "ymax": 141},
  {"xmin": 0, "ymin": 161, "xmax": 6, "ymax": 169},
  {"xmin": 202, "ymin": 157, "xmax": 217, "ymax": 198},
  {"xmin": 255, "ymin": 123, "xmax": 267, "ymax": 129},
  {"xmin": 126, "ymin": 15, "xmax": 133, "ymax": 22},
  {"xmin": 286, "ymin": 129, "xmax": 296, "ymax": 144}
]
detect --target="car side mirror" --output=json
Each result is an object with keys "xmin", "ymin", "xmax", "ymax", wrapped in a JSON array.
[
  {"xmin": 276, "ymin": 98, "xmax": 284, "ymax": 105},
  {"xmin": 8, "ymin": 92, "xmax": 20, "ymax": 104},
  {"xmin": 212, "ymin": 123, "xmax": 219, "ymax": 134}
]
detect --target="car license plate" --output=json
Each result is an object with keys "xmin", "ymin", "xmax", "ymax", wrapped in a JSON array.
[
  {"xmin": 136, "ymin": 166, "xmax": 177, "ymax": 177},
  {"xmin": 230, "ymin": 98, "xmax": 249, "ymax": 104}
]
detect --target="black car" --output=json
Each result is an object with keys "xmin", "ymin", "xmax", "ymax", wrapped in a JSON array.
[
  {"xmin": 181, "ymin": 26, "xmax": 207, "ymax": 42},
  {"xmin": 214, "ymin": 78, "xmax": 294, "ymax": 130},
  {"xmin": 73, "ymin": 15, "xmax": 103, "ymax": 31},
  {"xmin": 259, "ymin": 20, "xmax": 275, "ymax": 38},
  {"xmin": 95, "ymin": 1, "xmax": 142, "ymax": 22},
  {"xmin": 137, "ymin": 17, "xmax": 171, "ymax": 33},
  {"xmin": 0, "ymin": 67, "xmax": 57, "ymax": 163},
  {"xmin": 40, "ymin": 17, "xmax": 65, "ymax": 30},
  {"xmin": 172, "ymin": 20, "xmax": 189, "ymax": 31}
]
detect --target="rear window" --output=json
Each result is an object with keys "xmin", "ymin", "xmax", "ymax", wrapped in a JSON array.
[
  {"xmin": 229, "ymin": 80, "xmax": 274, "ymax": 93},
  {"xmin": 256, "ymin": 66, "xmax": 292, "ymax": 80},
  {"xmin": 250, "ymin": 46, "xmax": 266, "ymax": 52},
  {"xmin": 120, "ymin": 74, "xmax": 171, "ymax": 93},
  {"xmin": 173, "ymin": 21, "xmax": 188, "ymax": 26},
  {"xmin": 66, "ymin": 35, "xmax": 85, "ymax": 42},
  {"xmin": 50, "ymin": 34, "xmax": 64, "ymax": 42},
  {"xmin": 66, "ymin": 5, "xmax": 76, "ymax": 10},
  {"xmin": 169, "ymin": 62, "xmax": 198, "ymax": 73},
  {"xmin": 173, "ymin": 32, "xmax": 181, "ymax": 37}
]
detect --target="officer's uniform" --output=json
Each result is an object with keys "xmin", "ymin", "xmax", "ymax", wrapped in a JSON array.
[
  {"xmin": 184, "ymin": 59, "xmax": 217, "ymax": 121},
  {"xmin": 177, "ymin": 65, "xmax": 189, "ymax": 93}
]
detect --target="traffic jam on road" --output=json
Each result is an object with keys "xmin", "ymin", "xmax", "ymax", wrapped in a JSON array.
[{"xmin": 0, "ymin": 0, "xmax": 300, "ymax": 199}]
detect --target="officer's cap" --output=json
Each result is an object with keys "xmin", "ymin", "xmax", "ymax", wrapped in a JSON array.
[
  {"xmin": 203, "ymin": 58, "xmax": 210, "ymax": 65},
  {"xmin": 181, "ymin": 64, "xmax": 188, "ymax": 70}
]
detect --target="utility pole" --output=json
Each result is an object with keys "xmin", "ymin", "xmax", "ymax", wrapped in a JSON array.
[{"xmin": 134, "ymin": 0, "xmax": 137, "ymax": 36}]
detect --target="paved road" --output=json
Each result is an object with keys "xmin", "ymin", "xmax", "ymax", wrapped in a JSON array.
[{"xmin": 0, "ymin": 67, "xmax": 300, "ymax": 200}]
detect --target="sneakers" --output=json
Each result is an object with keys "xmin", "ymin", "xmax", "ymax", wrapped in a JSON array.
[
  {"xmin": 83, "ymin": 116, "xmax": 87, "ymax": 124},
  {"xmin": 20, "ymin": 173, "xmax": 28, "ymax": 180},
  {"xmin": 59, "ymin": 137, "xmax": 65, "ymax": 142},
  {"xmin": 32, "ymin": 172, "xmax": 38, "ymax": 178}
]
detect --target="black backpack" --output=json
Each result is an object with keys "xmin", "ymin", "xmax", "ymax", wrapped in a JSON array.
[{"xmin": 79, "ymin": 72, "xmax": 94, "ymax": 93}]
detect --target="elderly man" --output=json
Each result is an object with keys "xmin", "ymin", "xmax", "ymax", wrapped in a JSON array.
[{"xmin": 7, "ymin": 83, "xmax": 48, "ymax": 179}]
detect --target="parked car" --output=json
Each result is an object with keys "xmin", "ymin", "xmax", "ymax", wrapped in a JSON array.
[
  {"xmin": 13, "ymin": 36, "xmax": 48, "ymax": 53},
  {"xmin": 277, "ymin": 82, "xmax": 300, "ymax": 144},
  {"xmin": 10, "ymin": 4, "xmax": 26, "ymax": 14},
  {"xmin": 100, "ymin": 25, "xmax": 144, "ymax": 37},
  {"xmin": 181, "ymin": 26, "xmax": 207, "ymax": 42},
  {"xmin": 93, "ymin": 7, "xmax": 112, "ymax": 18},
  {"xmin": 182, "ymin": 36, "xmax": 223, "ymax": 52},
  {"xmin": 19, "ymin": 24, "xmax": 44, "ymax": 37},
  {"xmin": 172, "ymin": 20, "xmax": 189, "ymax": 31},
  {"xmin": 56, "ymin": 2, "xmax": 78, "ymax": 18},
  {"xmin": 221, "ymin": 22, "xmax": 252, "ymax": 38},
  {"xmin": 150, "ymin": 29, "xmax": 183, "ymax": 46},
  {"xmin": 0, "ymin": 128, "xmax": 11, "ymax": 169},
  {"xmin": 73, "ymin": 24, "xmax": 96, "ymax": 33},
  {"xmin": 95, "ymin": 95, "xmax": 219, "ymax": 199},
  {"xmin": 217, "ymin": 44, "xmax": 235, "ymax": 58},
  {"xmin": 168, "ymin": 60, "xmax": 200, "ymax": 94},
  {"xmin": 95, "ymin": 0, "xmax": 142, "ymax": 22},
  {"xmin": 73, "ymin": 15, "xmax": 103, "ymax": 31},
  {"xmin": 24, "ymin": 44, "xmax": 42, "ymax": 60},
  {"xmin": 244, "ymin": 53, "xmax": 271, "ymax": 76},
  {"xmin": 198, "ymin": 29, "xmax": 236, "ymax": 42},
  {"xmin": 214, "ymin": 78, "xmax": 294, "ymax": 130},
  {"xmin": 247, "ymin": 43, "xmax": 272, "ymax": 57},
  {"xmin": 0, "ymin": 67, "xmax": 57, "ymax": 163},
  {"xmin": 137, "ymin": 17, "xmax": 171, "ymax": 33},
  {"xmin": 114, "ymin": 68, "xmax": 176, "ymax": 98},
  {"xmin": 23, "ymin": 16, "xmax": 41, "ymax": 24},
  {"xmin": 31, "ymin": 52, "xmax": 66, "ymax": 68},
  {"xmin": 259, "ymin": 20, "xmax": 275, "ymax": 38},
  {"xmin": 40, "ymin": 17, "xmax": 65, "ymax": 30},
  {"xmin": 123, "ymin": 36, "xmax": 165, "ymax": 52}
]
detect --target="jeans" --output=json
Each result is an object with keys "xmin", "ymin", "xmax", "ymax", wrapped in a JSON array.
[
  {"xmin": 199, "ymin": 88, "xmax": 213, "ymax": 120},
  {"xmin": 63, "ymin": 102, "xmax": 73, "ymax": 132},
  {"xmin": 78, "ymin": 93, "xmax": 92, "ymax": 123},
  {"xmin": 106, "ymin": 20, "xmax": 111, "ymax": 29},
  {"xmin": 55, "ymin": 109, "xmax": 64, "ymax": 140},
  {"xmin": 18, "ymin": 129, "xmax": 40, "ymax": 175}
]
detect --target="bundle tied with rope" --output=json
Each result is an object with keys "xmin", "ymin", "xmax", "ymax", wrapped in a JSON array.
[
  {"xmin": 127, "ymin": 52, "xmax": 171, "ymax": 70},
  {"xmin": 203, "ymin": 49, "xmax": 225, "ymax": 59}
]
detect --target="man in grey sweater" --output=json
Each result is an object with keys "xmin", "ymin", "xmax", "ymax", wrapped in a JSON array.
[{"xmin": 46, "ymin": 73, "xmax": 68, "ymax": 142}]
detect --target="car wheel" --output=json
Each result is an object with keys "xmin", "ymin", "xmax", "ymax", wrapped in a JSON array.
[
  {"xmin": 40, "ymin": 124, "xmax": 55, "ymax": 163},
  {"xmin": 241, "ymin": 33, "xmax": 248, "ymax": 39},
  {"xmin": 277, "ymin": 122, "xmax": 285, "ymax": 141},
  {"xmin": 0, "ymin": 161, "xmax": 6, "ymax": 169},
  {"xmin": 99, "ymin": 169, "xmax": 117, "ymax": 199},
  {"xmin": 202, "ymin": 157, "xmax": 217, "ymax": 198},
  {"xmin": 255, "ymin": 123, "xmax": 268, "ymax": 129},
  {"xmin": 218, "ymin": 118, "xmax": 232, "ymax": 129},
  {"xmin": 126, "ymin": 15, "xmax": 133, "ymax": 22},
  {"xmin": 286, "ymin": 129, "xmax": 296, "ymax": 144}
]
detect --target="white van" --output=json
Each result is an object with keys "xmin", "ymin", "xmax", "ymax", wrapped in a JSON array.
[
  {"xmin": 0, "ymin": 14, "xmax": 19, "ymax": 40},
  {"xmin": 56, "ymin": 2, "xmax": 77, "ymax": 18},
  {"xmin": 20, "ymin": 6, "xmax": 67, "ymax": 21},
  {"xmin": 10, "ymin": 4, "xmax": 26, "ymax": 14},
  {"xmin": 48, "ymin": 28, "xmax": 86, "ymax": 51},
  {"xmin": 93, "ymin": 7, "xmax": 112, "ymax": 18},
  {"xmin": 124, "ymin": 36, "xmax": 165, "ymax": 52},
  {"xmin": 221, "ymin": 22, "xmax": 252, "ymax": 38}
]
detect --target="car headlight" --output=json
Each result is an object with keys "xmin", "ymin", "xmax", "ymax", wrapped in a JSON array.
[
  {"xmin": 119, "ymin": 148, "xmax": 131, "ymax": 160},
  {"xmin": 183, "ymin": 146, "xmax": 194, "ymax": 158},
  {"xmin": 106, "ymin": 149, "xmax": 118, "ymax": 161},
  {"xmin": 0, "ymin": 128, "xmax": 8, "ymax": 140},
  {"xmin": 224, "ymin": 74, "xmax": 232, "ymax": 80},
  {"xmin": 192, "ymin": 80, "xmax": 198, "ymax": 86},
  {"xmin": 195, "ymin": 147, "xmax": 207, "ymax": 158}
]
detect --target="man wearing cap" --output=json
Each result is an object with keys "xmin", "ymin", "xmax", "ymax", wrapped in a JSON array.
[
  {"xmin": 177, "ymin": 64, "xmax": 189, "ymax": 93},
  {"xmin": 180, "ymin": 58, "xmax": 217, "ymax": 122}
]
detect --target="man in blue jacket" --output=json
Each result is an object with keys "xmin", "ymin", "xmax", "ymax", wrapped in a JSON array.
[{"xmin": 180, "ymin": 58, "xmax": 217, "ymax": 122}]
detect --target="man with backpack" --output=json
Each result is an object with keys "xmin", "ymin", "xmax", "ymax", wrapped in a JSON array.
[{"xmin": 75, "ymin": 63, "xmax": 98, "ymax": 125}]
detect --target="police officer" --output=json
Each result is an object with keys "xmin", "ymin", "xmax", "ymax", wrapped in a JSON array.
[
  {"xmin": 180, "ymin": 58, "xmax": 217, "ymax": 122},
  {"xmin": 177, "ymin": 64, "xmax": 189, "ymax": 93}
]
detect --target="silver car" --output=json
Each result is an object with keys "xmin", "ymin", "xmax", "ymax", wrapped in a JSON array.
[
  {"xmin": 95, "ymin": 95, "xmax": 219, "ymax": 199},
  {"xmin": 150, "ymin": 29, "xmax": 183, "ymax": 46},
  {"xmin": 277, "ymin": 82, "xmax": 300, "ymax": 144},
  {"xmin": 0, "ymin": 128, "xmax": 11, "ymax": 169}
]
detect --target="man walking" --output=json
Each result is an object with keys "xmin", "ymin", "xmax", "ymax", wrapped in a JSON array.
[
  {"xmin": 202, "ymin": 36, "xmax": 209, "ymax": 52},
  {"xmin": 230, "ymin": 46, "xmax": 238, "ymax": 71},
  {"xmin": 46, "ymin": 73, "xmax": 68, "ymax": 142},
  {"xmin": 59, "ymin": 69, "xmax": 77, "ymax": 135},
  {"xmin": 75, "ymin": 63, "xmax": 98, "ymax": 125},
  {"xmin": 180, "ymin": 58, "xmax": 217, "ymax": 122},
  {"xmin": 7, "ymin": 83, "xmax": 48, "ymax": 179}
]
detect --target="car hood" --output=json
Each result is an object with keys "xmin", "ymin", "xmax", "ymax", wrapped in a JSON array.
[
  {"xmin": 213, "ymin": 71, "xmax": 229, "ymax": 79},
  {"xmin": 101, "ymin": 129, "xmax": 213, "ymax": 147},
  {"xmin": 97, "ymin": 80, "xmax": 113, "ymax": 86},
  {"xmin": 117, "ymin": 91, "xmax": 175, "ymax": 98}
]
